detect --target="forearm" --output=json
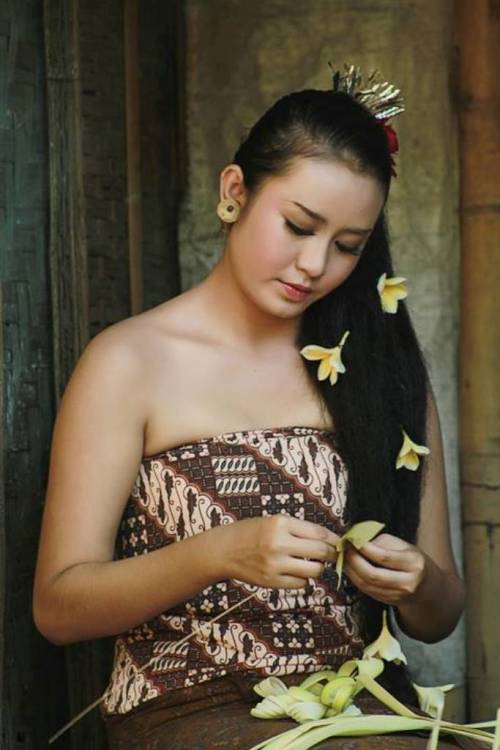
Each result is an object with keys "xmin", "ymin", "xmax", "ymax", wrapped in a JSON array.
[
  {"xmin": 394, "ymin": 555, "xmax": 465, "ymax": 643},
  {"xmin": 34, "ymin": 525, "xmax": 229, "ymax": 645}
]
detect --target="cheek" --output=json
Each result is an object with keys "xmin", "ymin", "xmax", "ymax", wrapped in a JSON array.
[
  {"xmin": 237, "ymin": 217, "xmax": 292, "ymax": 277},
  {"xmin": 321, "ymin": 255, "xmax": 360, "ymax": 293}
]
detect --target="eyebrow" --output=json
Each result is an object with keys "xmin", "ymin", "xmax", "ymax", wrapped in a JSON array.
[{"xmin": 289, "ymin": 201, "xmax": 373, "ymax": 235}]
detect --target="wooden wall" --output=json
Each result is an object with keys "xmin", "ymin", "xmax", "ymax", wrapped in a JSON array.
[
  {"xmin": 1, "ymin": 0, "xmax": 184, "ymax": 747},
  {"xmin": 0, "ymin": 2, "xmax": 69, "ymax": 747},
  {"xmin": 456, "ymin": 0, "xmax": 500, "ymax": 722}
]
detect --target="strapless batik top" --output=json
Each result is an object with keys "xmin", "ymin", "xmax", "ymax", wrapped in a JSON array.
[{"xmin": 101, "ymin": 425, "xmax": 367, "ymax": 717}]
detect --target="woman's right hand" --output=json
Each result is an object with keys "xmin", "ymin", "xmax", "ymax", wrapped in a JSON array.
[{"xmin": 219, "ymin": 514, "xmax": 340, "ymax": 589}]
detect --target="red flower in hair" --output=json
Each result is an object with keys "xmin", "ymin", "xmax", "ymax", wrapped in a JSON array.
[
  {"xmin": 380, "ymin": 119, "xmax": 399, "ymax": 177},
  {"xmin": 381, "ymin": 120, "xmax": 399, "ymax": 154}
]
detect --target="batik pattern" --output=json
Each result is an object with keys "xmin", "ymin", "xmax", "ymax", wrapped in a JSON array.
[{"xmin": 102, "ymin": 426, "xmax": 366, "ymax": 716}]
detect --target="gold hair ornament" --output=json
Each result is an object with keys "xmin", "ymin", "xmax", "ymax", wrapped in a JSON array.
[
  {"xmin": 328, "ymin": 62, "xmax": 405, "ymax": 121},
  {"xmin": 328, "ymin": 62, "xmax": 404, "ymax": 176}
]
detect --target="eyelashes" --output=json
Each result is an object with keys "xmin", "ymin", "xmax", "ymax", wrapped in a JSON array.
[
  {"xmin": 284, "ymin": 219, "xmax": 363, "ymax": 257},
  {"xmin": 284, "ymin": 219, "xmax": 314, "ymax": 237}
]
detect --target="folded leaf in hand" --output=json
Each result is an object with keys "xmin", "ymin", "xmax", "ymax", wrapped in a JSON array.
[{"xmin": 334, "ymin": 521, "xmax": 385, "ymax": 590}]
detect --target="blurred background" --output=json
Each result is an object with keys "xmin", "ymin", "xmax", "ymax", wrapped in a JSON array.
[{"xmin": 0, "ymin": 0, "xmax": 498, "ymax": 747}]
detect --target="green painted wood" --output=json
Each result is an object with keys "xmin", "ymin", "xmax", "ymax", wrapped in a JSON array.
[
  {"xmin": 0, "ymin": 0, "xmax": 184, "ymax": 746},
  {"xmin": 0, "ymin": 3, "xmax": 70, "ymax": 746}
]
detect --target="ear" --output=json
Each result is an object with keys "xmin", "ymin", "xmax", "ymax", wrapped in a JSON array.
[{"xmin": 219, "ymin": 163, "xmax": 248, "ymax": 207}]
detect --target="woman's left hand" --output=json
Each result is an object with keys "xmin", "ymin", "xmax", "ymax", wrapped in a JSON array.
[{"xmin": 343, "ymin": 533, "xmax": 429, "ymax": 606}]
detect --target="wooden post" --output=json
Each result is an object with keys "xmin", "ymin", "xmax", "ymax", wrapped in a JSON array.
[
  {"xmin": 44, "ymin": 0, "xmax": 89, "ymax": 400},
  {"xmin": 455, "ymin": 0, "xmax": 500, "ymax": 721},
  {"xmin": 124, "ymin": 0, "xmax": 143, "ymax": 314}
]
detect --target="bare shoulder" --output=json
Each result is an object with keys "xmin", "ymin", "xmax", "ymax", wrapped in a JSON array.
[
  {"xmin": 34, "ymin": 293, "xmax": 199, "ymax": 590},
  {"xmin": 78, "ymin": 290, "xmax": 200, "ymax": 383}
]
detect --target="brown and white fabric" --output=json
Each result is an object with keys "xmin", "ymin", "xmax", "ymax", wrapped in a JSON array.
[{"xmin": 102, "ymin": 425, "xmax": 367, "ymax": 717}]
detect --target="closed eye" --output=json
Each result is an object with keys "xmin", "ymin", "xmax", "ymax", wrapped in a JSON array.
[
  {"xmin": 284, "ymin": 219, "xmax": 363, "ymax": 256},
  {"xmin": 285, "ymin": 219, "xmax": 314, "ymax": 237}
]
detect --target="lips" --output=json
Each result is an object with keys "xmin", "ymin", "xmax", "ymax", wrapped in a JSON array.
[{"xmin": 281, "ymin": 281, "xmax": 312, "ymax": 293}]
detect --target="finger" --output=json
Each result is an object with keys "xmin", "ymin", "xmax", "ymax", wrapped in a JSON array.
[
  {"xmin": 369, "ymin": 532, "xmax": 409, "ymax": 551},
  {"xmin": 286, "ymin": 516, "xmax": 341, "ymax": 547},
  {"xmin": 356, "ymin": 540, "xmax": 412, "ymax": 571},
  {"xmin": 343, "ymin": 563, "xmax": 406, "ymax": 604},
  {"xmin": 345, "ymin": 547, "xmax": 411, "ymax": 588},
  {"xmin": 289, "ymin": 537, "xmax": 339, "ymax": 563},
  {"xmin": 275, "ymin": 575, "xmax": 310, "ymax": 590},
  {"xmin": 283, "ymin": 555, "xmax": 325, "ymax": 580}
]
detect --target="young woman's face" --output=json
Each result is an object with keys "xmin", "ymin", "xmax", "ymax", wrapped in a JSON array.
[{"xmin": 225, "ymin": 157, "xmax": 385, "ymax": 316}]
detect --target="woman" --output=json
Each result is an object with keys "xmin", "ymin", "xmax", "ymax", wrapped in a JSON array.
[{"xmin": 33, "ymin": 66, "xmax": 466, "ymax": 749}]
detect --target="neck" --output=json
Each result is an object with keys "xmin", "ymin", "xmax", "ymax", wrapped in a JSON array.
[{"xmin": 197, "ymin": 252, "xmax": 301, "ymax": 355}]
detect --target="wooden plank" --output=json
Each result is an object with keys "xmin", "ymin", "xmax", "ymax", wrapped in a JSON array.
[
  {"xmin": 463, "ymin": 524, "xmax": 500, "ymax": 719},
  {"xmin": 124, "ymin": 0, "xmax": 143, "ymax": 314},
  {"xmin": 44, "ymin": 3, "xmax": 110, "ymax": 749},
  {"xmin": 44, "ymin": 0, "xmax": 89, "ymax": 400},
  {"xmin": 137, "ymin": 0, "xmax": 183, "ymax": 309},
  {"xmin": 455, "ymin": 0, "xmax": 500, "ymax": 722},
  {"xmin": 0, "ymin": 2, "xmax": 70, "ymax": 745}
]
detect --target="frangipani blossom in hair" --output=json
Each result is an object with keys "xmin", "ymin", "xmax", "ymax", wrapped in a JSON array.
[
  {"xmin": 300, "ymin": 331, "xmax": 350, "ymax": 386},
  {"xmin": 396, "ymin": 428, "xmax": 430, "ymax": 471},
  {"xmin": 377, "ymin": 273, "xmax": 408, "ymax": 313}
]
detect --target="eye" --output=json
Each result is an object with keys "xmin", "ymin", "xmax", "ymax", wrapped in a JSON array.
[
  {"xmin": 285, "ymin": 219, "xmax": 363, "ymax": 256},
  {"xmin": 336, "ymin": 242, "xmax": 363, "ymax": 257},
  {"xmin": 285, "ymin": 219, "xmax": 315, "ymax": 237}
]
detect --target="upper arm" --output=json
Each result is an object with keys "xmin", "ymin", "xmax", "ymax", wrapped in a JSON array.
[
  {"xmin": 33, "ymin": 324, "xmax": 149, "ymax": 604},
  {"xmin": 416, "ymin": 383, "xmax": 460, "ymax": 577}
]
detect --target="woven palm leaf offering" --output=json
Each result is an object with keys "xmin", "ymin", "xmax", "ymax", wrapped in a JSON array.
[{"xmin": 246, "ymin": 537, "xmax": 499, "ymax": 750}]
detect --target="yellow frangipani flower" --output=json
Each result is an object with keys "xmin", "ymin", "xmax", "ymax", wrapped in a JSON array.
[
  {"xmin": 362, "ymin": 609, "xmax": 407, "ymax": 665},
  {"xmin": 396, "ymin": 428, "xmax": 430, "ymax": 471},
  {"xmin": 412, "ymin": 681, "xmax": 454, "ymax": 718},
  {"xmin": 377, "ymin": 272, "xmax": 408, "ymax": 313},
  {"xmin": 300, "ymin": 331, "xmax": 350, "ymax": 386}
]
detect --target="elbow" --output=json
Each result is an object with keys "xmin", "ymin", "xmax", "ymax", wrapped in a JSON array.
[
  {"xmin": 32, "ymin": 589, "xmax": 79, "ymax": 646},
  {"xmin": 33, "ymin": 600, "xmax": 68, "ymax": 646}
]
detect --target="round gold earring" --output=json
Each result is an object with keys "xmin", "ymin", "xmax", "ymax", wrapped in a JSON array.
[{"xmin": 216, "ymin": 197, "xmax": 240, "ymax": 223}]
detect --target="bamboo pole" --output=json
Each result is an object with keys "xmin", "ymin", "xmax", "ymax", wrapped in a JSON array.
[
  {"xmin": 455, "ymin": 0, "xmax": 500, "ymax": 721},
  {"xmin": 124, "ymin": 0, "xmax": 143, "ymax": 314}
]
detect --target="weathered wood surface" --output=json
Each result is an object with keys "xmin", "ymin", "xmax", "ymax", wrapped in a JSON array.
[
  {"xmin": 44, "ymin": 0, "xmax": 89, "ymax": 402},
  {"xmin": 0, "ymin": 2, "xmax": 71, "ymax": 747},
  {"xmin": 456, "ymin": 0, "xmax": 500, "ymax": 721},
  {"xmin": 44, "ymin": 3, "xmax": 117, "ymax": 748},
  {"xmin": 124, "ymin": 0, "xmax": 143, "ymax": 314},
  {"xmin": 138, "ymin": 0, "xmax": 184, "ymax": 310},
  {"xmin": 41, "ymin": 1, "xmax": 184, "ymax": 747}
]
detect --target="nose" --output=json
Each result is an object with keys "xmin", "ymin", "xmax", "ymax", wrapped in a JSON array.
[{"xmin": 294, "ymin": 240, "xmax": 329, "ymax": 279}]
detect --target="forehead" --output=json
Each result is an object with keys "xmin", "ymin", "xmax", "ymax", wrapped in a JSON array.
[{"xmin": 268, "ymin": 157, "xmax": 385, "ymax": 222}]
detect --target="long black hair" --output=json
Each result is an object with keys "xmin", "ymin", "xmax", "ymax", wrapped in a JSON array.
[{"xmin": 229, "ymin": 88, "xmax": 431, "ymax": 650}]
